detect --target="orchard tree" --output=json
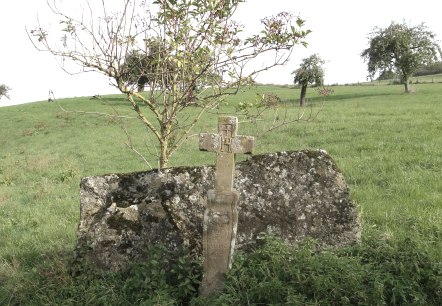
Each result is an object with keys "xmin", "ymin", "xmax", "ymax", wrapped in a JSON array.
[
  {"xmin": 292, "ymin": 54, "xmax": 324, "ymax": 106},
  {"xmin": 28, "ymin": 0, "xmax": 311, "ymax": 169},
  {"xmin": 361, "ymin": 21, "xmax": 441, "ymax": 93},
  {"xmin": 0, "ymin": 84, "xmax": 11, "ymax": 100}
]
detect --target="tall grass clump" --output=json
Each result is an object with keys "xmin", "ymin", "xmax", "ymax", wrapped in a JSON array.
[
  {"xmin": 1, "ymin": 245, "xmax": 202, "ymax": 305},
  {"xmin": 194, "ymin": 234, "xmax": 442, "ymax": 305}
]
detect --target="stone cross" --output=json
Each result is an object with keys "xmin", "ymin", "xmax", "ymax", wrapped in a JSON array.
[{"xmin": 198, "ymin": 116, "xmax": 254, "ymax": 296}]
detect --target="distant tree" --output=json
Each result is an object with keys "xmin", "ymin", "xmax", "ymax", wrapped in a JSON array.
[
  {"xmin": 121, "ymin": 38, "xmax": 222, "ymax": 96},
  {"xmin": 292, "ymin": 54, "xmax": 325, "ymax": 106},
  {"xmin": 120, "ymin": 39, "xmax": 173, "ymax": 92},
  {"xmin": 361, "ymin": 21, "xmax": 442, "ymax": 93},
  {"xmin": 28, "ymin": 0, "xmax": 311, "ymax": 169},
  {"xmin": 120, "ymin": 50, "xmax": 151, "ymax": 92},
  {"xmin": 0, "ymin": 84, "xmax": 11, "ymax": 100},
  {"xmin": 377, "ymin": 70, "xmax": 397, "ymax": 81}
]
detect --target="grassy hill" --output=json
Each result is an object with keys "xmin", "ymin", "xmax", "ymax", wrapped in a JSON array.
[{"xmin": 1, "ymin": 83, "xmax": 441, "ymax": 304}]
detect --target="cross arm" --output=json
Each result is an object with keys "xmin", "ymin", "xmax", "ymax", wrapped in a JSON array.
[
  {"xmin": 231, "ymin": 135, "xmax": 254, "ymax": 154},
  {"xmin": 199, "ymin": 133, "xmax": 221, "ymax": 152},
  {"xmin": 199, "ymin": 133, "xmax": 254, "ymax": 154}
]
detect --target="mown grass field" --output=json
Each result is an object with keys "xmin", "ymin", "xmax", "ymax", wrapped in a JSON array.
[{"xmin": 1, "ymin": 82, "xmax": 441, "ymax": 304}]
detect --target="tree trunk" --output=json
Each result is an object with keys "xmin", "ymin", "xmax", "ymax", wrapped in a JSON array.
[
  {"xmin": 299, "ymin": 85, "xmax": 307, "ymax": 107},
  {"xmin": 404, "ymin": 79, "xmax": 411, "ymax": 93},
  {"xmin": 159, "ymin": 121, "xmax": 173, "ymax": 169},
  {"xmin": 159, "ymin": 137, "xmax": 169, "ymax": 169}
]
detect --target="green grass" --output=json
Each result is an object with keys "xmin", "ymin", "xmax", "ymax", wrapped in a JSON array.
[{"xmin": 1, "ymin": 82, "xmax": 441, "ymax": 304}]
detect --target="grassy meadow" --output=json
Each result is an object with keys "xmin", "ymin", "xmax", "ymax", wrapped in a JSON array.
[{"xmin": 0, "ymin": 81, "xmax": 441, "ymax": 304}]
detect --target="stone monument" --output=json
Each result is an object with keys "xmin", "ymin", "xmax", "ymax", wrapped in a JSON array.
[{"xmin": 198, "ymin": 116, "xmax": 254, "ymax": 296}]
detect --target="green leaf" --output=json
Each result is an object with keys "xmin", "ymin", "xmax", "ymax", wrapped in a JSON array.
[{"xmin": 296, "ymin": 18, "xmax": 305, "ymax": 27}]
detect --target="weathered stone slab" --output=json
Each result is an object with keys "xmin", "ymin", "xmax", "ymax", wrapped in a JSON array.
[{"xmin": 75, "ymin": 150, "xmax": 360, "ymax": 272}]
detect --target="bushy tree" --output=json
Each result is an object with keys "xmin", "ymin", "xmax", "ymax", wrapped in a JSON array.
[
  {"xmin": 0, "ymin": 84, "xmax": 11, "ymax": 100},
  {"xmin": 28, "ymin": 0, "xmax": 311, "ymax": 169},
  {"xmin": 292, "ymin": 54, "xmax": 324, "ymax": 106},
  {"xmin": 361, "ymin": 21, "xmax": 441, "ymax": 93}
]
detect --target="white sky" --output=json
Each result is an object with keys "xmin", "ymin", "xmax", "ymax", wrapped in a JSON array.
[{"xmin": 1, "ymin": 0, "xmax": 441, "ymax": 107}]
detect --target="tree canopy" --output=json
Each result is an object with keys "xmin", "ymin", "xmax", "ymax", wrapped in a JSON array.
[
  {"xmin": 361, "ymin": 21, "xmax": 441, "ymax": 93},
  {"xmin": 292, "ymin": 54, "xmax": 325, "ymax": 106},
  {"xmin": 29, "ymin": 0, "xmax": 311, "ymax": 169},
  {"xmin": 0, "ymin": 84, "xmax": 11, "ymax": 100}
]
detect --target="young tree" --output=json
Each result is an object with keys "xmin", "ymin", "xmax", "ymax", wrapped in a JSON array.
[
  {"xmin": 0, "ymin": 84, "xmax": 11, "ymax": 100},
  {"xmin": 292, "ymin": 54, "xmax": 325, "ymax": 106},
  {"xmin": 361, "ymin": 21, "xmax": 442, "ymax": 93},
  {"xmin": 28, "ymin": 0, "xmax": 311, "ymax": 169}
]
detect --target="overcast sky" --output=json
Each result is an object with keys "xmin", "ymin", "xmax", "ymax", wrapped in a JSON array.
[{"xmin": 1, "ymin": 0, "xmax": 441, "ymax": 107}]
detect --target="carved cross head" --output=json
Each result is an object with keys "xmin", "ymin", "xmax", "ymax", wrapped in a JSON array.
[{"xmin": 199, "ymin": 116, "xmax": 254, "ymax": 192}]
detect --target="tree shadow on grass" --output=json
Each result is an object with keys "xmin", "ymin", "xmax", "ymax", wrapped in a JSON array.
[
  {"xmin": 96, "ymin": 96, "xmax": 129, "ymax": 106},
  {"xmin": 281, "ymin": 89, "xmax": 403, "ymax": 105},
  {"xmin": 309, "ymin": 90, "xmax": 401, "ymax": 103}
]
